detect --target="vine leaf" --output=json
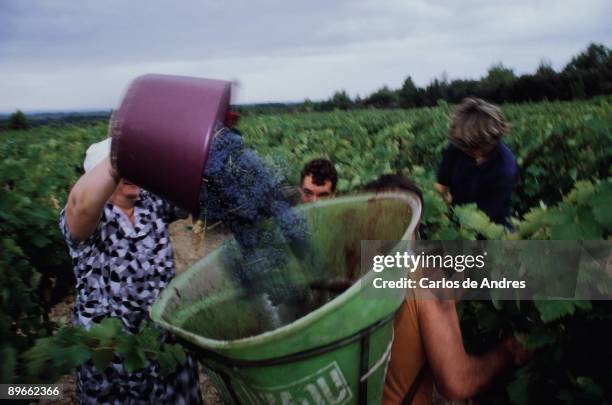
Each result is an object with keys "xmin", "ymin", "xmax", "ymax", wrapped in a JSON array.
[
  {"xmin": 0, "ymin": 347, "xmax": 17, "ymax": 383},
  {"xmin": 89, "ymin": 318, "xmax": 123, "ymax": 341},
  {"xmin": 157, "ymin": 350, "xmax": 178, "ymax": 376},
  {"xmin": 453, "ymin": 204, "xmax": 505, "ymax": 239},
  {"xmin": 91, "ymin": 349, "xmax": 114, "ymax": 371},
  {"xmin": 590, "ymin": 182, "xmax": 612, "ymax": 231},
  {"xmin": 523, "ymin": 327, "xmax": 557, "ymax": 349},
  {"xmin": 534, "ymin": 300, "xmax": 591, "ymax": 323},
  {"xmin": 507, "ymin": 365, "xmax": 531, "ymax": 405},
  {"xmin": 576, "ymin": 376, "xmax": 605, "ymax": 398},
  {"xmin": 169, "ymin": 343, "xmax": 186, "ymax": 365}
]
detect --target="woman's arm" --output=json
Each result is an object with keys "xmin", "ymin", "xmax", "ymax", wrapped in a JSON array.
[{"xmin": 65, "ymin": 157, "xmax": 119, "ymax": 242}]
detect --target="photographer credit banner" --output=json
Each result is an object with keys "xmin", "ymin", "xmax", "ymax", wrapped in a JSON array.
[{"xmin": 359, "ymin": 240, "xmax": 612, "ymax": 301}]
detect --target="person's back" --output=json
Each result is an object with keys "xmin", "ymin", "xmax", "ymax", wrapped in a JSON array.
[
  {"xmin": 364, "ymin": 175, "xmax": 432, "ymax": 403},
  {"xmin": 365, "ymin": 174, "xmax": 530, "ymax": 404},
  {"xmin": 383, "ymin": 294, "xmax": 433, "ymax": 404}
]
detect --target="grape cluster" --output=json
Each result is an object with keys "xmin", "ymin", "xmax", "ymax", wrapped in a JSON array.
[{"xmin": 199, "ymin": 129, "xmax": 317, "ymax": 306}]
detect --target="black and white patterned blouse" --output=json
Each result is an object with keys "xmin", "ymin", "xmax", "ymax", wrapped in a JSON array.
[{"xmin": 60, "ymin": 191, "xmax": 202, "ymax": 405}]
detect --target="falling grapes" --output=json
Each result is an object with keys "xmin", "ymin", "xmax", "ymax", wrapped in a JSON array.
[{"xmin": 199, "ymin": 128, "xmax": 318, "ymax": 308}]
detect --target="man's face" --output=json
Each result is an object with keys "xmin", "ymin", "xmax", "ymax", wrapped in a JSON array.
[{"xmin": 300, "ymin": 174, "xmax": 335, "ymax": 203}]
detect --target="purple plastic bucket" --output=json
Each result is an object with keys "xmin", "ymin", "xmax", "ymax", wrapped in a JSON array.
[{"xmin": 110, "ymin": 74, "xmax": 232, "ymax": 214}]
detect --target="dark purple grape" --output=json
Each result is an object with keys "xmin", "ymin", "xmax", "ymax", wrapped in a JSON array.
[{"xmin": 199, "ymin": 129, "xmax": 318, "ymax": 306}]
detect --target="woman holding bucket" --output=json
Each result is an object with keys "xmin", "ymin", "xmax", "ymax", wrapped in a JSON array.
[{"xmin": 60, "ymin": 137, "xmax": 202, "ymax": 404}]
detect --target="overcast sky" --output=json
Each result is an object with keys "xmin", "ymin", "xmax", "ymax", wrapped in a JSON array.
[{"xmin": 1, "ymin": 0, "xmax": 611, "ymax": 112}]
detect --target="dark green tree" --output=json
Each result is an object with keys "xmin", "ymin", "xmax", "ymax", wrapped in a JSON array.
[
  {"xmin": 535, "ymin": 59, "xmax": 556, "ymax": 77},
  {"xmin": 364, "ymin": 86, "xmax": 399, "ymax": 108},
  {"xmin": 422, "ymin": 76, "xmax": 451, "ymax": 106},
  {"xmin": 354, "ymin": 94, "xmax": 364, "ymax": 108},
  {"xmin": 398, "ymin": 76, "xmax": 419, "ymax": 108},
  {"xmin": 446, "ymin": 79, "xmax": 479, "ymax": 103},
  {"xmin": 8, "ymin": 109, "xmax": 31, "ymax": 130},
  {"xmin": 302, "ymin": 98, "xmax": 314, "ymax": 112},
  {"xmin": 478, "ymin": 63, "xmax": 517, "ymax": 102},
  {"xmin": 330, "ymin": 90, "xmax": 353, "ymax": 110},
  {"xmin": 483, "ymin": 63, "xmax": 517, "ymax": 86},
  {"xmin": 563, "ymin": 43, "xmax": 612, "ymax": 72}
]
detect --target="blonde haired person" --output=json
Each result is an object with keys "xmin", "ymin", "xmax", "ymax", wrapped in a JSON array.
[
  {"xmin": 60, "ymin": 137, "xmax": 202, "ymax": 404},
  {"xmin": 434, "ymin": 98, "xmax": 518, "ymax": 227}
]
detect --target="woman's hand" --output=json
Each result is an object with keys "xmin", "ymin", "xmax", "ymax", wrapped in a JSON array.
[{"xmin": 503, "ymin": 336, "xmax": 534, "ymax": 366}]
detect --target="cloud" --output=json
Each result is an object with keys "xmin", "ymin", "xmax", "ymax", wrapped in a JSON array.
[{"xmin": 0, "ymin": 0, "xmax": 610, "ymax": 110}]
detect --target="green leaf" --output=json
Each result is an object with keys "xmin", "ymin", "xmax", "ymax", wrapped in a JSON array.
[
  {"xmin": 573, "ymin": 300, "xmax": 592, "ymax": 311},
  {"xmin": 534, "ymin": 300, "xmax": 577, "ymax": 322},
  {"xmin": 169, "ymin": 343, "xmax": 186, "ymax": 365},
  {"xmin": 117, "ymin": 333, "xmax": 147, "ymax": 373},
  {"xmin": 31, "ymin": 233, "xmax": 51, "ymax": 248},
  {"xmin": 22, "ymin": 337, "xmax": 53, "ymax": 376},
  {"xmin": 137, "ymin": 326, "xmax": 161, "ymax": 352},
  {"xmin": 157, "ymin": 350, "xmax": 177, "ymax": 376},
  {"xmin": 570, "ymin": 180, "xmax": 595, "ymax": 205},
  {"xmin": 576, "ymin": 376, "xmax": 605, "ymax": 398},
  {"xmin": 590, "ymin": 183, "xmax": 612, "ymax": 231},
  {"xmin": 54, "ymin": 326, "xmax": 82, "ymax": 346},
  {"xmin": 453, "ymin": 204, "xmax": 505, "ymax": 239},
  {"xmin": 436, "ymin": 227, "xmax": 460, "ymax": 240},
  {"xmin": 544, "ymin": 207, "xmax": 575, "ymax": 226},
  {"xmin": 550, "ymin": 222, "xmax": 599, "ymax": 240},
  {"xmin": 91, "ymin": 349, "xmax": 114, "ymax": 371},
  {"xmin": 89, "ymin": 318, "xmax": 122, "ymax": 341},
  {"xmin": 122, "ymin": 347, "xmax": 147, "ymax": 373},
  {"xmin": 116, "ymin": 334, "xmax": 135, "ymax": 356},
  {"xmin": 66, "ymin": 344, "xmax": 92, "ymax": 368},
  {"xmin": 0, "ymin": 346, "xmax": 17, "ymax": 383},
  {"xmin": 507, "ymin": 366, "xmax": 531, "ymax": 405},
  {"xmin": 524, "ymin": 327, "xmax": 557, "ymax": 349}
]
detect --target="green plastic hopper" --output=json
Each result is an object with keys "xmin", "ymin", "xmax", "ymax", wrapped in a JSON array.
[{"xmin": 151, "ymin": 192, "xmax": 421, "ymax": 404}]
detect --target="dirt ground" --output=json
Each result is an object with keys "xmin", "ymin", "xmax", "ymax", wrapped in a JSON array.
[{"xmin": 169, "ymin": 218, "xmax": 227, "ymax": 404}]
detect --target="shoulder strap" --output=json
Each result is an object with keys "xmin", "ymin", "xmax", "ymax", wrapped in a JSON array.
[{"xmin": 402, "ymin": 363, "xmax": 428, "ymax": 405}]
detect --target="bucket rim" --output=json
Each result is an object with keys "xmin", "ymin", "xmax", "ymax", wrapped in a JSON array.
[{"xmin": 150, "ymin": 191, "xmax": 422, "ymax": 352}]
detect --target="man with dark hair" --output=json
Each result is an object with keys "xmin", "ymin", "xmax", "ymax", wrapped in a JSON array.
[
  {"xmin": 364, "ymin": 174, "xmax": 423, "ymax": 205},
  {"xmin": 365, "ymin": 174, "xmax": 529, "ymax": 404},
  {"xmin": 299, "ymin": 158, "xmax": 338, "ymax": 203}
]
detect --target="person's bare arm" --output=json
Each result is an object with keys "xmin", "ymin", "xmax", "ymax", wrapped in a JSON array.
[
  {"xmin": 417, "ymin": 299, "xmax": 512, "ymax": 400},
  {"xmin": 434, "ymin": 183, "xmax": 452, "ymax": 204},
  {"xmin": 434, "ymin": 183, "xmax": 447, "ymax": 194},
  {"xmin": 65, "ymin": 157, "xmax": 119, "ymax": 242}
]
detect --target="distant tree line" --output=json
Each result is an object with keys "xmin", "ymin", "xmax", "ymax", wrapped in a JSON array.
[
  {"xmin": 5, "ymin": 43, "xmax": 611, "ymax": 124},
  {"xmin": 239, "ymin": 42, "xmax": 612, "ymax": 114},
  {"xmin": 319, "ymin": 43, "xmax": 612, "ymax": 111},
  {"xmin": 0, "ymin": 111, "xmax": 111, "ymax": 131}
]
